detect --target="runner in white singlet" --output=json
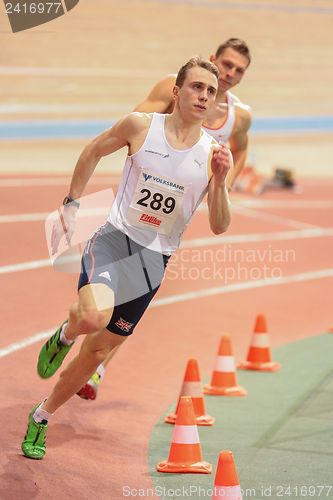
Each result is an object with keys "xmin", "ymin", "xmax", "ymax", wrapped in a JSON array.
[
  {"xmin": 22, "ymin": 57, "xmax": 232, "ymax": 458},
  {"xmin": 78, "ymin": 39, "xmax": 251, "ymax": 401}
]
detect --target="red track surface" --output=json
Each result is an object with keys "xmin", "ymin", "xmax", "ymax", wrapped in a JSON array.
[{"xmin": 0, "ymin": 175, "xmax": 332, "ymax": 499}]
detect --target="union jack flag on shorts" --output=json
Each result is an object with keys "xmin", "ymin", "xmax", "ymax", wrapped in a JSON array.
[{"xmin": 115, "ymin": 317, "xmax": 134, "ymax": 333}]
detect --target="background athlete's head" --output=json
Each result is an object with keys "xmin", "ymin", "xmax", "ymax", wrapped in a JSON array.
[{"xmin": 210, "ymin": 38, "xmax": 251, "ymax": 93}]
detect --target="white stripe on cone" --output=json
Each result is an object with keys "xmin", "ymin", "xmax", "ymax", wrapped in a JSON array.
[
  {"xmin": 251, "ymin": 333, "xmax": 270, "ymax": 348},
  {"xmin": 213, "ymin": 485, "xmax": 242, "ymax": 500},
  {"xmin": 172, "ymin": 425, "xmax": 200, "ymax": 444},
  {"xmin": 180, "ymin": 381, "xmax": 202, "ymax": 397},
  {"xmin": 214, "ymin": 355, "xmax": 235, "ymax": 372}
]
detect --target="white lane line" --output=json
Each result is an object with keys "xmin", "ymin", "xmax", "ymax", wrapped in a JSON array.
[
  {"xmin": 0, "ymin": 330, "xmax": 54, "ymax": 358},
  {"xmin": 1, "ymin": 267, "xmax": 333, "ymax": 359},
  {"xmin": 231, "ymin": 205, "xmax": 319, "ymax": 229},
  {"xmin": 234, "ymin": 199, "xmax": 333, "ymax": 209},
  {"xmin": 0, "ymin": 103, "xmax": 127, "ymax": 114},
  {"xmin": 0, "ymin": 212, "xmax": 49, "ymax": 223},
  {"xmin": 0, "ymin": 177, "xmax": 119, "ymax": 187},
  {"xmin": 0, "ymin": 198, "xmax": 326, "ymax": 225},
  {"xmin": 0, "ymin": 207, "xmax": 109, "ymax": 223},
  {"xmin": 151, "ymin": 268, "xmax": 333, "ymax": 307},
  {"xmin": 196, "ymin": 202, "xmax": 319, "ymax": 230},
  {"xmin": 1, "ymin": 227, "xmax": 333, "ymax": 275},
  {"xmin": 0, "ymin": 258, "xmax": 51, "ymax": 274},
  {"xmin": 198, "ymin": 199, "xmax": 325, "ymax": 230},
  {"xmin": 0, "ymin": 66, "xmax": 163, "ymax": 78},
  {"xmin": 181, "ymin": 227, "xmax": 333, "ymax": 249}
]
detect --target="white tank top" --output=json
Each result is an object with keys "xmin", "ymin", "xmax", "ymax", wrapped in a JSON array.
[
  {"xmin": 202, "ymin": 91, "xmax": 239, "ymax": 144},
  {"xmin": 108, "ymin": 113, "xmax": 214, "ymax": 255}
]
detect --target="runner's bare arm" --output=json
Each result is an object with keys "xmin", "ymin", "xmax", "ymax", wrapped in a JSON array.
[
  {"xmin": 50, "ymin": 113, "xmax": 151, "ymax": 254},
  {"xmin": 227, "ymin": 106, "xmax": 252, "ymax": 189},
  {"xmin": 207, "ymin": 145, "xmax": 232, "ymax": 234},
  {"xmin": 67, "ymin": 113, "xmax": 150, "ymax": 200},
  {"xmin": 134, "ymin": 74, "xmax": 176, "ymax": 113}
]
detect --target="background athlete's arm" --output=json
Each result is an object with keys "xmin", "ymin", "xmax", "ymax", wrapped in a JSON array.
[
  {"xmin": 227, "ymin": 106, "xmax": 252, "ymax": 189},
  {"xmin": 208, "ymin": 145, "xmax": 232, "ymax": 234},
  {"xmin": 134, "ymin": 74, "xmax": 176, "ymax": 113}
]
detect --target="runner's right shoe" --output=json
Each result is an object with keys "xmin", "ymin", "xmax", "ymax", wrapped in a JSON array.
[
  {"xmin": 21, "ymin": 404, "xmax": 48, "ymax": 460},
  {"xmin": 76, "ymin": 372, "xmax": 101, "ymax": 400},
  {"xmin": 37, "ymin": 322, "xmax": 73, "ymax": 378}
]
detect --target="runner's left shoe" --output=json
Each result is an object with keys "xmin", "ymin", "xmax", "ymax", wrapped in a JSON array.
[{"xmin": 37, "ymin": 321, "xmax": 73, "ymax": 378}]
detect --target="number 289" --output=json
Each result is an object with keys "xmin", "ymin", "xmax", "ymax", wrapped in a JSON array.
[{"xmin": 137, "ymin": 189, "xmax": 176, "ymax": 214}]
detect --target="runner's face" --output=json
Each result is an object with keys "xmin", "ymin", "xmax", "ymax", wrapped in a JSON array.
[
  {"xmin": 211, "ymin": 48, "xmax": 249, "ymax": 92},
  {"xmin": 176, "ymin": 67, "xmax": 217, "ymax": 120}
]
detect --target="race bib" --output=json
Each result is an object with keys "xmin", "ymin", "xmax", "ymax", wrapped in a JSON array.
[{"xmin": 126, "ymin": 169, "xmax": 188, "ymax": 236}]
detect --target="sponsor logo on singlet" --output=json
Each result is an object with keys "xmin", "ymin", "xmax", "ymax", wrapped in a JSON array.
[
  {"xmin": 144, "ymin": 149, "xmax": 170, "ymax": 158},
  {"xmin": 194, "ymin": 159, "xmax": 204, "ymax": 168},
  {"xmin": 142, "ymin": 172, "xmax": 184, "ymax": 191},
  {"xmin": 139, "ymin": 213, "xmax": 162, "ymax": 227}
]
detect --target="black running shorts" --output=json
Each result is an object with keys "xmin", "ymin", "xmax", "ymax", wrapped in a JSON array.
[{"xmin": 78, "ymin": 222, "xmax": 169, "ymax": 336}]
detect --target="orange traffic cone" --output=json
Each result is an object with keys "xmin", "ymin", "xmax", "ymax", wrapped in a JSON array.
[
  {"xmin": 157, "ymin": 396, "xmax": 212, "ymax": 474},
  {"xmin": 238, "ymin": 314, "xmax": 281, "ymax": 372},
  {"xmin": 165, "ymin": 359, "xmax": 215, "ymax": 426},
  {"xmin": 212, "ymin": 451, "xmax": 242, "ymax": 499},
  {"xmin": 204, "ymin": 334, "xmax": 247, "ymax": 396}
]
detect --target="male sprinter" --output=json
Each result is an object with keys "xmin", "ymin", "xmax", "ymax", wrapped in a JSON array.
[
  {"xmin": 78, "ymin": 38, "xmax": 251, "ymax": 401},
  {"xmin": 21, "ymin": 57, "xmax": 232, "ymax": 459}
]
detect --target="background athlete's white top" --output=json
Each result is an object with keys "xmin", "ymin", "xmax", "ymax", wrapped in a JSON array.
[
  {"xmin": 202, "ymin": 90, "xmax": 239, "ymax": 144},
  {"xmin": 108, "ymin": 113, "xmax": 214, "ymax": 255}
]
